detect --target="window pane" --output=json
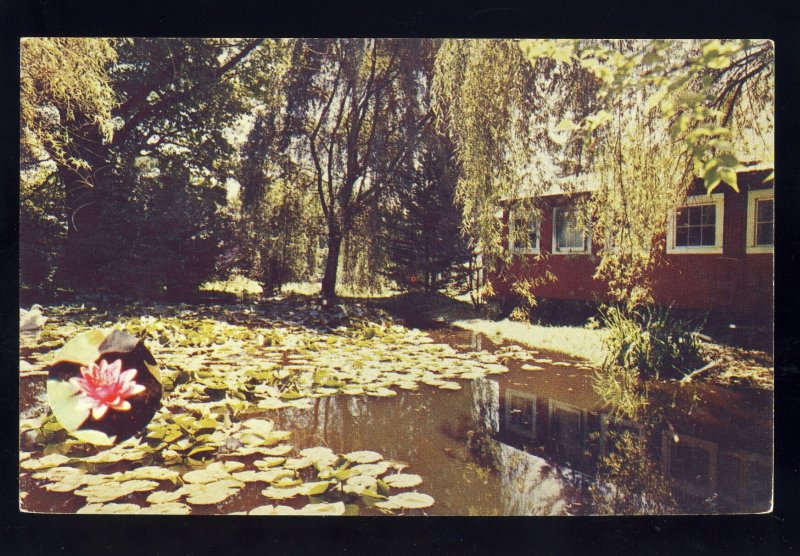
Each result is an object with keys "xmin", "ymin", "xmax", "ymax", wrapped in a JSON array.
[
  {"xmin": 687, "ymin": 226, "xmax": 701, "ymax": 246},
  {"xmin": 513, "ymin": 219, "xmax": 524, "ymax": 249},
  {"xmin": 757, "ymin": 199, "xmax": 773, "ymax": 224},
  {"xmin": 756, "ymin": 222, "xmax": 773, "ymax": 245},
  {"xmin": 528, "ymin": 227, "xmax": 538, "ymax": 247},
  {"xmin": 556, "ymin": 209, "xmax": 583, "ymax": 250},
  {"xmin": 676, "ymin": 227, "xmax": 689, "ymax": 246},
  {"xmin": 676, "ymin": 208, "xmax": 689, "ymax": 227},
  {"xmin": 514, "ymin": 218, "xmax": 538, "ymax": 250},
  {"xmin": 701, "ymin": 205, "xmax": 716, "ymax": 226},
  {"xmin": 508, "ymin": 396, "xmax": 534, "ymax": 431},
  {"xmin": 700, "ymin": 225, "xmax": 716, "ymax": 246},
  {"xmin": 674, "ymin": 203, "xmax": 718, "ymax": 248},
  {"xmin": 687, "ymin": 206, "xmax": 701, "ymax": 225}
]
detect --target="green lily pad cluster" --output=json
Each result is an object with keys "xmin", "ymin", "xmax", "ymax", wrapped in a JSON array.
[
  {"xmin": 22, "ymin": 414, "xmax": 435, "ymax": 515},
  {"xmin": 20, "ymin": 296, "xmax": 519, "ymax": 514}
]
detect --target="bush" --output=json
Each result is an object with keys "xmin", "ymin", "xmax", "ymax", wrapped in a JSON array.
[{"xmin": 600, "ymin": 305, "xmax": 703, "ymax": 380}]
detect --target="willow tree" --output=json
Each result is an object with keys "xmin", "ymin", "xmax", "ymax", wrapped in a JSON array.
[
  {"xmin": 20, "ymin": 38, "xmax": 118, "ymax": 179},
  {"xmin": 432, "ymin": 39, "xmax": 597, "ymax": 268},
  {"xmin": 263, "ymin": 39, "xmax": 436, "ymax": 301},
  {"xmin": 520, "ymin": 39, "xmax": 774, "ymax": 192}
]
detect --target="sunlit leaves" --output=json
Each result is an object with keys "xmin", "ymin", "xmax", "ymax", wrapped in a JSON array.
[
  {"xmin": 183, "ymin": 480, "xmax": 244, "ymax": 505},
  {"xmin": 382, "ymin": 474, "xmax": 423, "ymax": 489},
  {"xmin": 517, "ymin": 38, "xmax": 773, "ymax": 195},
  {"xmin": 20, "ymin": 454, "xmax": 71, "ymax": 470},
  {"xmin": 77, "ymin": 502, "xmax": 141, "ymax": 514},
  {"xmin": 343, "ymin": 451, "xmax": 383, "ymax": 464},
  {"xmin": 375, "ymin": 492, "xmax": 435, "ymax": 510},
  {"xmin": 74, "ymin": 480, "xmax": 159, "ymax": 503}
]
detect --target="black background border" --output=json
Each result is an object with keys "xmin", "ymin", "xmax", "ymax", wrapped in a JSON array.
[{"xmin": 2, "ymin": 1, "xmax": 798, "ymax": 554}]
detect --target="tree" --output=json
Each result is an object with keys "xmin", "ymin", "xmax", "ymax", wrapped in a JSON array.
[
  {"xmin": 20, "ymin": 38, "xmax": 118, "ymax": 179},
  {"xmin": 270, "ymin": 39, "xmax": 436, "ymax": 301},
  {"xmin": 520, "ymin": 39, "xmax": 774, "ymax": 192},
  {"xmin": 380, "ymin": 129, "xmax": 472, "ymax": 292},
  {"xmin": 432, "ymin": 39, "xmax": 598, "ymax": 268},
  {"xmin": 20, "ymin": 38, "xmax": 118, "ymax": 294},
  {"xmin": 236, "ymin": 111, "xmax": 325, "ymax": 294},
  {"xmin": 21, "ymin": 38, "xmax": 286, "ymax": 297}
]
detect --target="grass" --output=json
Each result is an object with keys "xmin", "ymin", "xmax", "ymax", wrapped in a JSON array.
[
  {"xmin": 451, "ymin": 317, "xmax": 607, "ymax": 365},
  {"xmin": 200, "ymin": 274, "xmax": 263, "ymax": 296}
]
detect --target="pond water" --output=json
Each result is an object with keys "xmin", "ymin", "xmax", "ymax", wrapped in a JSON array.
[
  {"xmin": 253, "ymin": 327, "xmax": 773, "ymax": 515},
  {"xmin": 19, "ymin": 322, "xmax": 773, "ymax": 515}
]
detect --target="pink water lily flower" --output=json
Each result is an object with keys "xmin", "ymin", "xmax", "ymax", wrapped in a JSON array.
[{"xmin": 70, "ymin": 358, "xmax": 146, "ymax": 420}]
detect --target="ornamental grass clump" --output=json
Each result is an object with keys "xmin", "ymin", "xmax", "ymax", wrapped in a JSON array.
[{"xmin": 600, "ymin": 305, "xmax": 703, "ymax": 381}]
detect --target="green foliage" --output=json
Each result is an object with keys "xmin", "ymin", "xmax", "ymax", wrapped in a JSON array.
[
  {"xmin": 432, "ymin": 39, "xmax": 596, "ymax": 266},
  {"xmin": 264, "ymin": 39, "xmax": 438, "ymax": 300},
  {"xmin": 592, "ymin": 363, "xmax": 647, "ymax": 421},
  {"xmin": 520, "ymin": 39, "xmax": 774, "ymax": 193},
  {"xmin": 600, "ymin": 305, "xmax": 703, "ymax": 381},
  {"xmin": 20, "ymin": 38, "xmax": 118, "ymax": 176},
  {"xmin": 589, "ymin": 105, "xmax": 688, "ymax": 309},
  {"xmin": 380, "ymin": 130, "xmax": 472, "ymax": 292},
  {"xmin": 20, "ymin": 172, "xmax": 66, "ymax": 293},
  {"xmin": 21, "ymin": 38, "xmax": 285, "ymax": 298},
  {"xmin": 590, "ymin": 430, "xmax": 677, "ymax": 515},
  {"xmin": 507, "ymin": 270, "xmax": 557, "ymax": 323}
]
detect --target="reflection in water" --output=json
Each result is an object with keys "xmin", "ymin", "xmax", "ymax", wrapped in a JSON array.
[{"xmin": 255, "ymin": 329, "xmax": 772, "ymax": 514}]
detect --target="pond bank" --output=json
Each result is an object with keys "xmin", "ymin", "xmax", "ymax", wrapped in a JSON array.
[{"xmin": 376, "ymin": 292, "xmax": 773, "ymax": 392}]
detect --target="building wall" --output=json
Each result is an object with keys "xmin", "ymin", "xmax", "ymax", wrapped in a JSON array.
[{"xmin": 493, "ymin": 172, "xmax": 773, "ymax": 319}]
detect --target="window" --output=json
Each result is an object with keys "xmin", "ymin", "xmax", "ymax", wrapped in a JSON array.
[
  {"xmin": 505, "ymin": 389, "xmax": 537, "ymax": 438},
  {"xmin": 548, "ymin": 401, "xmax": 585, "ymax": 463},
  {"xmin": 509, "ymin": 209, "xmax": 540, "ymax": 255},
  {"xmin": 666, "ymin": 194, "xmax": 724, "ymax": 254},
  {"xmin": 661, "ymin": 431, "xmax": 718, "ymax": 498},
  {"xmin": 746, "ymin": 188, "xmax": 774, "ymax": 253},
  {"xmin": 553, "ymin": 205, "xmax": 591, "ymax": 254}
]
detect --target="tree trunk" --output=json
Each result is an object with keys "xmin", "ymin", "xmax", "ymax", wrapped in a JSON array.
[{"xmin": 321, "ymin": 227, "xmax": 343, "ymax": 302}]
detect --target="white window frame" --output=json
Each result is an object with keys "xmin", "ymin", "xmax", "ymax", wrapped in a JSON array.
[
  {"xmin": 505, "ymin": 389, "xmax": 537, "ymax": 438},
  {"xmin": 552, "ymin": 205, "xmax": 591, "ymax": 255},
  {"xmin": 745, "ymin": 188, "xmax": 774, "ymax": 254},
  {"xmin": 508, "ymin": 208, "xmax": 540, "ymax": 255},
  {"xmin": 666, "ymin": 193, "xmax": 725, "ymax": 255}
]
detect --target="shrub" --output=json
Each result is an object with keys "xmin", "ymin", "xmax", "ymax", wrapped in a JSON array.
[{"xmin": 600, "ymin": 305, "xmax": 703, "ymax": 380}]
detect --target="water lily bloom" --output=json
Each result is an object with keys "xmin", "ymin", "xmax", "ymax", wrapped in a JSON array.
[{"xmin": 70, "ymin": 358, "xmax": 146, "ymax": 420}]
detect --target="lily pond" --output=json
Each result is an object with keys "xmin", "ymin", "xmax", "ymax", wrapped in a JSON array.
[{"xmin": 19, "ymin": 296, "xmax": 773, "ymax": 515}]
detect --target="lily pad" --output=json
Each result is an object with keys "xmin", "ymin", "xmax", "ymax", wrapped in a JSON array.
[
  {"xmin": 20, "ymin": 454, "xmax": 71, "ymax": 470},
  {"xmin": 299, "ymin": 501, "xmax": 346, "ymax": 515},
  {"xmin": 74, "ymin": 480, "xmax": 159, "ymax": 503},
  {"xmin": 382, "ymin": 474, "xmax": 423, "ymax": 488},
  {"xmin": 77, "ymin": 502, "xmax": 142, "ymax": 514},
  {"xmin": 183, "ymin": 480, "xmax": 244, "ymax": 505},
  {"xmin": 136, "ymin": 502, "xmax": 191, "ymax": 514},
  {"xmin": 375, "ymin": 492, "xmax": 435, "ymax": 510},
  {"xmin": 343, "ymin": 450, "xmax": 383, "ymax": 464},
  {"xmin": 146, "ymin": 490, "xmax": 183, "ymax": 504},
  {"xmin": 261, "ymin": 485, "xmax": 303, "ymax": 499}
]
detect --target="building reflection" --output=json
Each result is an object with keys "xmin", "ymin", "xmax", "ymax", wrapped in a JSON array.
[{"xmin": 488, "ymin": 370, "xmax": 772, "ymax": 513}]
